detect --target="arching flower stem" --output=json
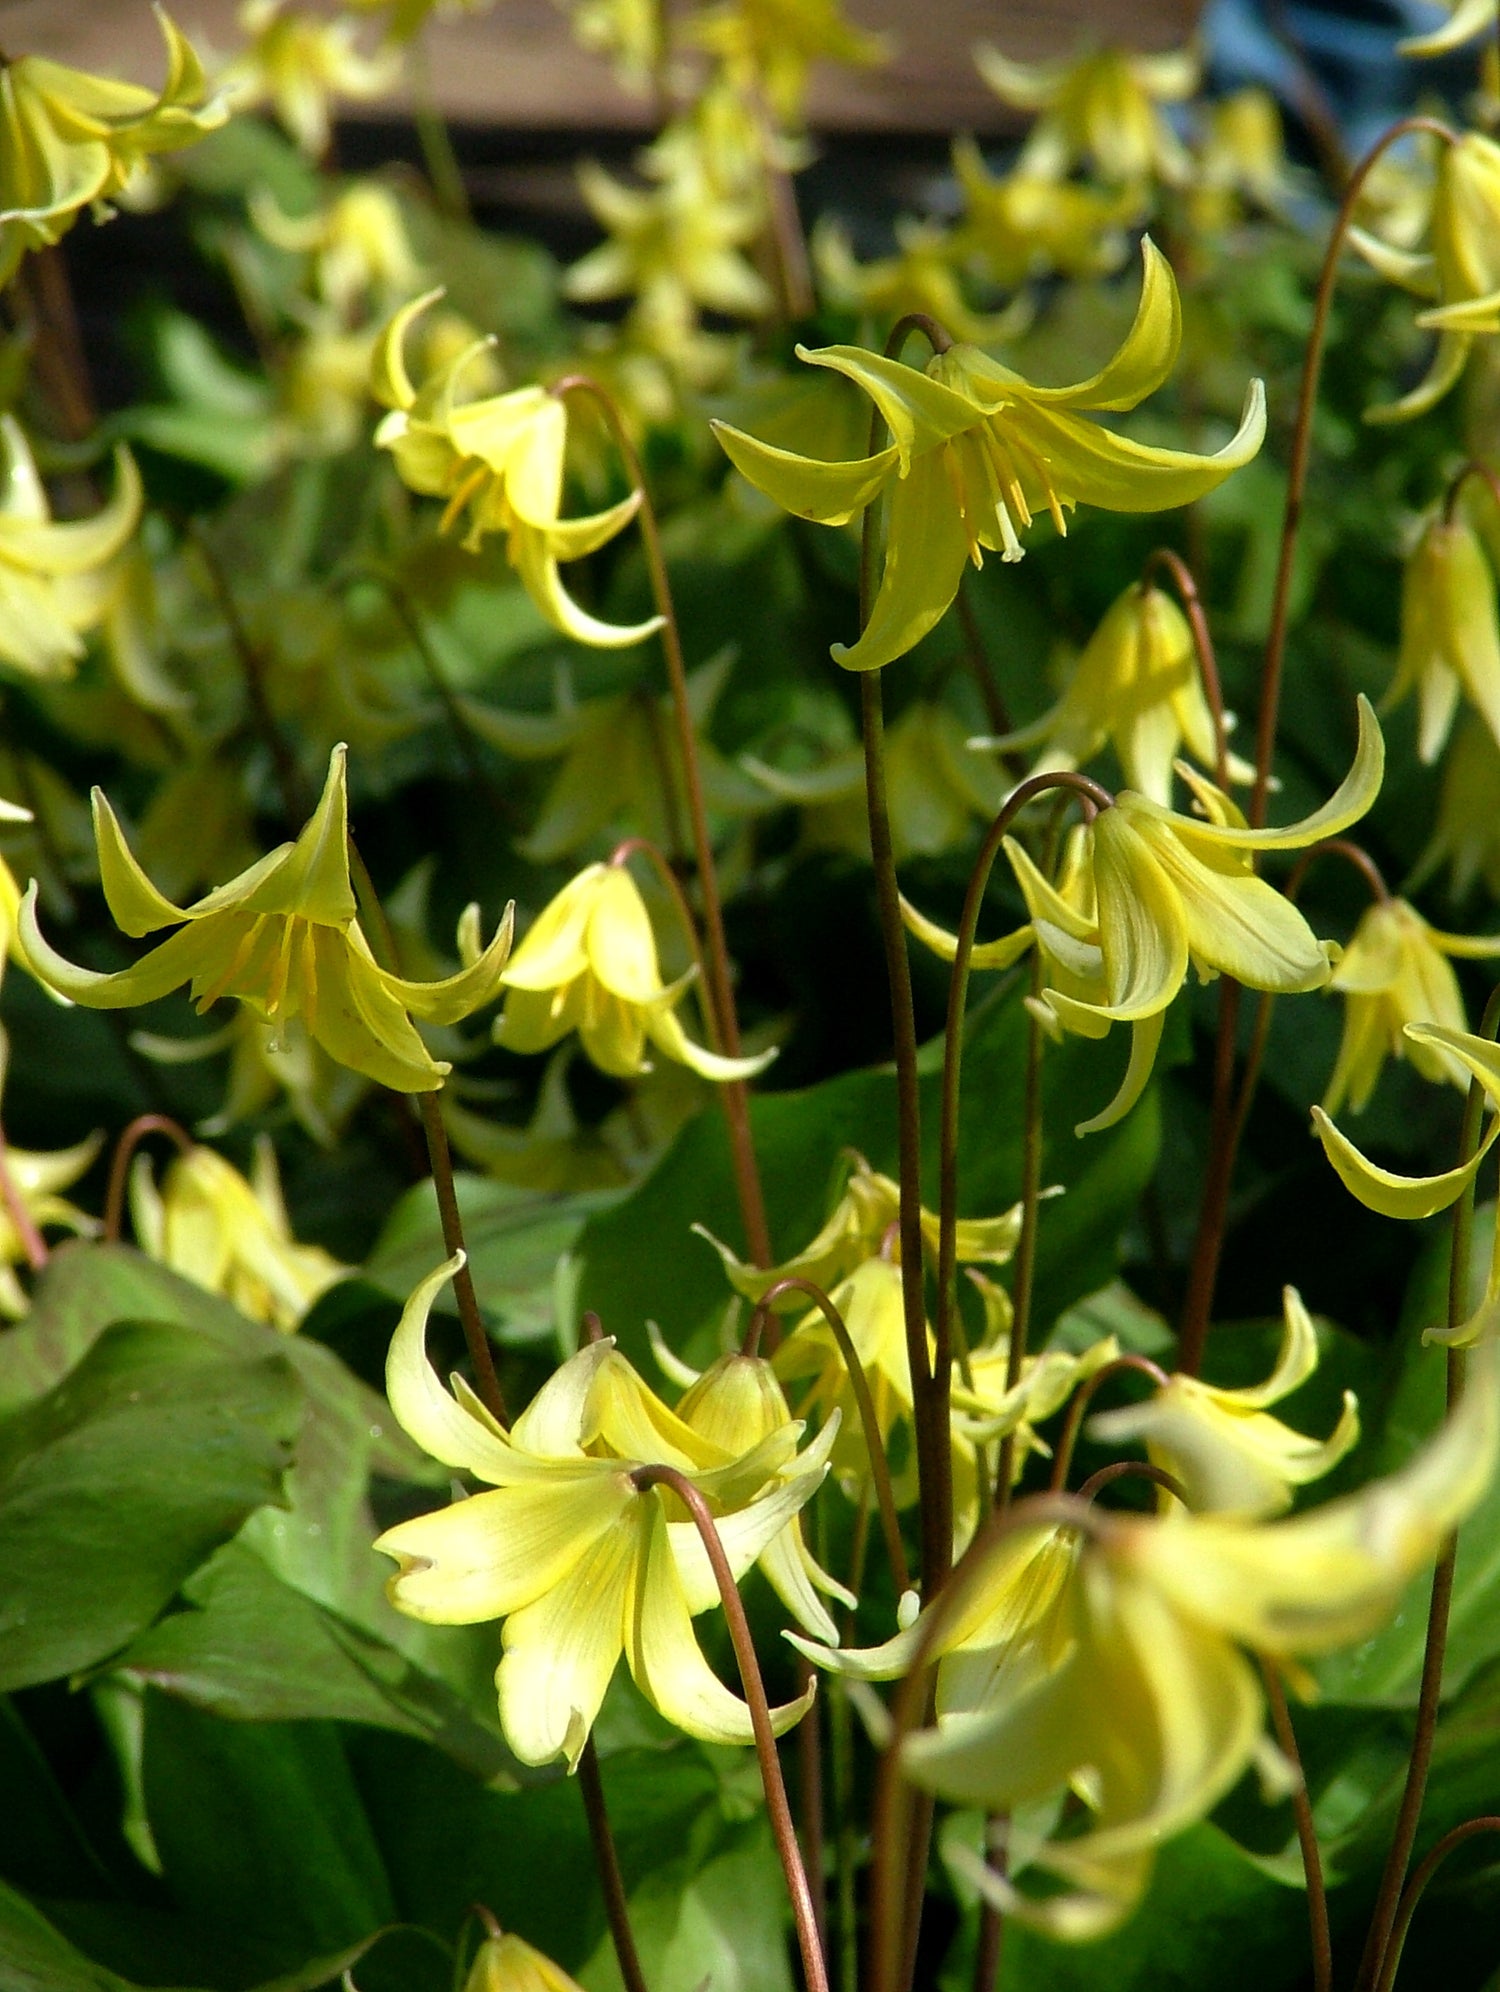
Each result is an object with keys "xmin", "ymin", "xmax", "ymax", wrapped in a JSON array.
[
  {"xmin": 1140, "ymin": 545, "xmax": 1230, "ymax": 788},
  {"xmin": 102, "ymin": 1113, "xmax": 194, "ymax": 1245},
  {"xmin": 553, "ymin": 375, "xmax": 771, "ymax": 1271},
  {"xmin": 1443, "ymin": 458, "xmax": 1500, "ymax": 526},
  {"xmin": 1048, "ymin": 1353, "xmax": 1172, "ymax": 1492},
  {"xmin": 1074, "ymin": 1459, "xmax": 1186, "ymax": 1505},
  {"xmin": 746, "ymin": 1273, "xmax": 911, "ymax": 1596},
  {"xmin": 1373, "ymin": 1816, "xmax": 1500, "ymax": 1992},
  {"xmin": 629, "ymin": 1463, "xmax": 830, "ymax": 1992},
  {"xmin": 1179, "ymin": 834, "xmax": 1394, "ymax": 1372},
  {"xmin": 1354, "ymin": 978, "xmax": 1500, "ymax": 1992},
  {"xmin": 576, "ymin": 1744, "xmax": 651, "ymax": 1992},
  {"xmin": 1262, "ymin": 1658, "xmax": 1333, "ymax": 1992}
]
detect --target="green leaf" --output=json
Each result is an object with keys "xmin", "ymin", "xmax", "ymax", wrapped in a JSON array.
[{"xmin": 0, "ymin": 1323, "xmax": 300, "ymax": 1693}]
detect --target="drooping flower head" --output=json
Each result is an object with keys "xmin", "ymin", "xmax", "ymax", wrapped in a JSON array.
[
  {"xmin": 222, "ymin": 0, "xmax": 400, "ymax": 159},
  {"xmin": 974, "ymin": 41, "xmax": 1199, "ymax": 190},
  {"xmin": 713, "ymin": 241, "xmax": 1265, "ymax": 671},
  {"xmin": 0, "ymin": 9, "xmax": 226, "ymax": 287},
  {"xmin": 1315, "ymin": 1023, "xmax": 1500, "ymax": 1219},
  {"xmin": 692, "ymin": 0, "xmax": 889, "ymax": 126},
  {"xmin": 373, "ymin": 290, "xmax": 663, "ymax": 649},
  {"xmin": 950, "ymin": 136, "xmax": 1139, "ymax": 285},
  {"xmin": 19, "ymin": 745, "xmax": 515, "ymax": 1093}
]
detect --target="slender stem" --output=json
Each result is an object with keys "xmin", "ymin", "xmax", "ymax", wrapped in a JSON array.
[
  {"xmin": 416, "ymin": 1092, "xmax": 508, "ymax": 1425},
  {"xmin": 577, "ymin": 1737, "xmax": 651, "ymax": 1992},
  {"xmin": 1076, "ymin": 1460, "xmax": 1186, "ymax": 1505},
  {"xmin": 189, "ymin": 524, "xmax": 308, "ymax": 826},
  {"xmin": 749, "ymin": 1275, "xmax": 911, "ymax": 1597},
  {"xmin": 970, "ymin": 1819, "xmax": 1008, "ymax": 1992},
  {"xmin": 955, "ymin": 580, "xmax": 1013, "ymax": 740},
  {"xmin": 1141, "ymin": 548, "xmax": 1229, "ymax": 789},
  {"xmin": 0, "ymin": 1124, "xmax": 46, "ymax": 1271},
  {"xmin": 1178, "ymin": 976, "xmax": 1243, "ymax": 1376},
  {"xmin": 1373, "ymin": 1816, "xmax": 1500, "ymax": 1992},
  {"xmin": 103, "ymin": 1113, "xmax": 195, "ymax": 1243},
  {"xmin": 1047, "ymin": 1354, "xmax": 1170, "ymax": 1492},
  {"xmin": 1354, "ymin": 980, "xmax": 1500, "ymax": 1992},
  {"xmin": 1261, "ymin": 1659, "xmax": 1333, "ymax": 1992},
  {"xmin": 831, "ymin": 1679, "xmax": 859, "ymax": 1992},
  {"xmin": 1253, "ymin": 114, "xmax": 1456, "ymax": 830},
  {"xmin": 553, "ymin": 376, "xmax": 771, "ymax": 1270},
  {"xmin": 21, "ymin": 245, "xmax": 97, "ymax": 441},
  {"xmin": 630, "ymin": 1465, "xmax": 829, "ymax": 1992},
  {"xmin": 408, "ymin": 29, "xmax": 471, "ymax": 222},
  {"xmin": 796, "ymin": 1657, "xmax": 827, "ymax": 1958},
  {"xmin": 755, "ymin": 91, "xmax": 814, "ymax": 323},
  {"xmin": 993, "ymin": 959, "xmax": 1046, "ymax": 1508}
]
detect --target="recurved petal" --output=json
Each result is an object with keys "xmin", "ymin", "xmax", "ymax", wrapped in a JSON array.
[
  {"xmin": 513, "ymin": 524, "xmax": 662, "ymax": 649},
  {"xmin": 544, "ymin": 490, "xmax": 645, "ymax": 563},
  {"xmin": 1090, "ymin": 809, "xmax": 1189, "ymax": 1018},
  {"xmin": 899, "ymin": 892, "xmax": 1034, "ymax": 970},
  {"xmin": 712, "ymin": 421, "xmax": 899, "ymax": 526},
  {"xmin": 831, "ymin": 449, "xmax": 972, "ymax": 672},
  {"xmin": 1312, "ymin": 1101, "xmax": 1500, "ymax": 1218},
  {"xmin": 384, "ymin": 902, "xmax": 515, "ymax": 1023},
  {"xmin": 18, "ymin": 882, "xmax": 217, "ymax": 1008},
  {"xmin": 646, "ymin": 1002, "xmax": 777, "ymax": 1081},
  {"xmin": 371, "ymin": 287, "xmax": 444, "ymax": 410},
  {"xmin": 668, "ymin": 1429, "xmax": 835, "ymax": 1616},
  {"xmin": 795, "ymin": 343, "xmax": 980, "ymax": 469},
  {"xmin": 1346, "ymin": 228, "xmax": 1439, "ymax": 298},
  {"xmin": 1398, "ymin": 0, "xmax": 1497, "ymax": 53},
  {"xmin": 1366, "ymin": 332, "xmax": 1471, "ymax": 426},
  {"xmin": 309, "ymin": 927, "xmax": 450, "ymax": 1091},
  {"xmin": 1016, "ymin": 380, "xmax": 1265, "ymax": 516},
  {"xmin": 1171, "ymin": 695, "xmax": 1384, "ymax": 853},
  {"xmin": 1070, "ymin": 1007, "xmax": 1165, "ymax": 1136},
  {"xmin": 386, "ymin": 1253, "xmax": 517, "ymax": 1478},
  {"xmin": 92, "ymin": 788, "xmax": 187, "ymax": 936},
  {"xmin": 245, "ymin": 745, "xmax": 358, "ymax": 926}
]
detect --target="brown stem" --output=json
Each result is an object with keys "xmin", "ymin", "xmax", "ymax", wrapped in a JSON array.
[
  {"xmin": 1048, "ymin": 1354, "xmax": 1171, "ymax": 1492},
  {"xmin": 1373, "ymin": 1816, "xmax": 1500, "ymax": 1992},
  {"xmin": 189, "ymin": 523, "xmax": 308, "ymax": 827},
  {"xmin": 578, "ymin": 1737, "xmax": 651, "ymax": 1992},
  {"xmin": 755, "ymin": 91, "xmax": 814, "ymax": 323},
  {"xmin": 1354, "ymin": 979, "xmax": 1500, "ymax": 1992},
  {"xmin": 0, "ymin": 1123, "xmax": 47, "ymax": 1272},
  {"xmin": 955, "ymin": 579, "xmax": 1013, "ymax": 742},
  {"xmin": 970, "ymin": 1819, "xmax": 1008, "ymax": 1992},
  {"xmin": 416, "ymin": 1092, "xmax": 508, "ymax": 1427},
  {"xmin": 796, "ymin": 1657, "xmax": 828, "ymax": 1959},
  {"xmin": 992, "ymin": 959, "xmax": 1045, "ymax": 1510},
  {"xmin": 1177, "ymin": 976, "xmax": 1243, "ymax": 1376},
  {"xmin": 21, "ymin": 245, "xmax": 97, "ymax": 442},
  {"xmin": 103, "ymin": 1113, "xmax": 195, "ymax": 1244},
  {"xmin": 552, "ymin": 376, "xmax": 770, "ymax": 1271},
  {"xmin": 749, "ymin": 1274, "xmax": 911, "ymax": 1597},
  {"xmin": 1261, "ymin": 1659, "xmax": 1333, "ymax": 1992},
  {"xmin": 1141, "ymin": 547, "xmax": 1230, "ymax": 789},
  {"xmin": 1253, "ymin": 114, "xmax": 1457, "ymax": 830},
  {"xmin": 1076, "ymin": 1459, "xmax": 1186, "ymax": 1505},
  {"xmin": 630, "ymin": 1465, "xmax": 829, "ymax": 1992}
]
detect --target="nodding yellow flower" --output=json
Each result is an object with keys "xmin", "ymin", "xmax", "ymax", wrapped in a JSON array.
[
  {"xmin": 697, "ymin": 1147, "xmax": 1027, "ymax": 1308},
  {"xmin": 0, "ymin": 417, "xmax": 143, "ymax": 681},
  {"xmin": 1351, "ymin": 130, "xmax": 1500, "ymax": 422},
  {"xmin": 692, "ymin": 0, "xmax": 889, "ymax": 126},
  {"xmin": 812, "ymin": 216, "xmax": 1026, "ymax": 347},
  {"xmin": 1397, "ymin": 0, "xmax": 1497, "ymax": 59},
  {"xmin": 976, "ymin": 578, "xmax": 1253, "ymax": 806},
  {"xmin": 1411, "ymin": 713, "xmax": 1500, "ymax": 901},
  {"xmin": 562, "ymin": 0, "xmax": 665, "ymax": 91},
  {"xmin": 1322, "ymin": 895, "xmax": 1500, "ymax": 1116},
  {"xmin": 249, "ymin": 181, "xmax": 424, "ymax": 320},
  {"xmin": 494, "ymin": 860, "xmax": 773, "ymax": 1084},
  {"xmin": 372, "ymin": 290, "xmax": 662, "ymax": 650},
  {"xmin": 1186, "ymin": 88, "xmax": 1292, "ymax": 234},
  {"xmin": 130, "ymin": 1135, "xmax": 349, "ymax": 1332},
  {"xmin": 1387, "ymin": 513, "xmax": 1500, "ymax": 763},
  {"xmin": 742, "ymin": 700, "xmax": 1008, "ymax": 864},
  {"xmin": 460, "ymin": 1929, "xmax": 586, "ymax": 1992},
  {"xmin": 0, "ymin": 1032, "xmax": 100, "ymax": 1318},
  {"xmin": 650, "ymin": 1334, "xmax": 856, "ymax": 1642},
  {"xmin": 0, "ymin": 8, "xmax": 226, "ymax": 287},
  {"xmin": 950, "ymin": 136, "xmax": 1139, "ymax": 286},
  {"xmin": 375, "ymin": 1257, "xmax": 834, "ymax": 1766},
  {"xmin": 805, "ymin": 1340, "xmax": 1497, "ymax": 1938},
  {"xmin": 1314, "ymin": 1023, "xmax": 1500, "ymax": 1218},
  {"xmin": 712, "ymin": 241, "xmax": 1265, "ymax": 672},
  {"xmin": 134, "ymin": 1008, "xmax": 368, "ymax": 1150},
  {"xmin": 974, "ymin": 41, "xmax": 1198, "ymax": 190},
  {"xmin": 18, "ymin": 745, "xmax": 515, "ymax": 1094},
  {"xmin": 1090, "ymin": 1286, "xmax": 1358, "ymax": 1517},
  {"xmin": 223, "ymin": 0, "xmax": 400, "ymax": 160}
]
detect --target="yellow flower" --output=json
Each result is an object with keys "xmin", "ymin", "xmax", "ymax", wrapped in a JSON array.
[
  {"xmin": 1323, "ymin": 895, "xmax": 1500, "ymax": 1115},
  {"xmin": 461, "ymin": 1930, "xmax": 586, "ymax": 1992},
  {"xmin": 224, "ymin": 0, "xmax": 400, "ymax": 159},
  {"xmin": 0, "ymin": 1036, "xmax": 99, "ymax": 1319},
  {"xmin": 1090, "ymin": 1286, "xmax": 1358, "ymax": 1516},
  {"xmin": 974, "ymin": 41, "xmax": 1198, "ymax": 189},
  {"xmin": 812, "ymin": 216, "xmax": 1024, "ymax": 346},
  {"xmin": 691, "ymin": 0, "xmax": 889, "ymax": 125},
  {"xmin": 1187, "ymin": 88, "xmax": 1291, "ymax": 234},
  {"xmin": 1314, "ymin": 1023, "xmax": 1500, "ymax": 1218},
  {"xmin": 0, "ymin": 418, "xmax": 143, "ymax": 681},
  {"xmin": 712, "ymin": 241, "xmax": 1265, "ymax": 671},
  {"xmin": 1351, "ymin": 131, "xmax": 1500, "ymax": 422},
  {"xmin": 494, "ymin": 860, "xmax": 772, "ymax": 1084},
  {"xmin": 870, "ymin": 1340, "xmax": 1496, "ymax": 1936},
  {"xmin": 1411, "ymin": 713, "xmax": 1500, "ymax": 901},
  {"xmin": 563, "ymin": 0, "xmax": 665, "ymax": 91},
  {"xmin": 19, "ymin": 745, "xmax": 515, "ymax": 1093},
  {"xmin": 134, "ymin": 1009, "xmax": 368, "ymax": 1149},
  {"xmin": 978, "ymin": 578, "xmax": 1252, "ymax": 805},
  {"xmin": 129, "ymin": 1135, "xmax": 349, "ymax": 1332},
  {"xmin": 951, "ymin": 136, "xmax": 1139, "ymax": 285},
  {"xmin": 1387, "ymin": 513, "xmax": 1500, "ymax": 763},
  {"xmin": 249, "ymin": 181, "xmax": 424, "ymax": 319},
  {"xmin": 1397, "ymin": 0, "xmax": 1496, "ymax": 58},
  {"xmin": 375, "ymin": 1256, "xmax": 832, "ymax": 1766},
  {"xmin": 742, "ymin": 701, "xmax": 1007, "ymax": 863},
  {"xmin": 0, "ymin": 8, "xmax": 226, "ymax": 286},
  {"xmin": 372, "ymin": 290, "xmax": 662, "ymax": 650},
  {"xmin": 697, "ymin": 1147, "xmax": 1026, "ymax": 1308}
]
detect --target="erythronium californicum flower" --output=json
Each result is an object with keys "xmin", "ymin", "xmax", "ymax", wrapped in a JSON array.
[
  {"xmin": 223, "ymin": 0, "xmax": 399, "ymax": 159},
  {"xmin": 650, "ymin": 1335, "xmax": 856, "ymax": 1643},
  {"xmin": 1398, "ymin": 0, "xmax": 1497, "ymax": 61},
  {"xmin": 459, "ymin": 1929, "xmax": 586, "ymax": 1992},
  {"xmin": 0, "ymin": 1039, "xmax": 100, "ymax": 1318},
  {"xmin": 1386, "ymin": 513, "xmax": 1500, "ymax": 762},
  {"xmin": 0, "ymin": 419, "xmax": 143, "ymax": 681},
  {"xmin": 1314, "ymin": 1022, "xmax": 1500, "ymax": 1218},
  {"xmin": 1322, "ymin": 896, "xmax": 1500, "ymax": 1115},
  {"xmin": 249, "ymin": 182, "xmax": 424, "ymax": 319},
  {"xmin": 372, "ymin": 290, "xmax": 662, "ymax": 650},
  {"xmin": 1186, "ymin": 88, "xmax": 1292, "ymax": 234},
  {"xmin": 134, "ymin": 1009, "xmax": 368, "ymax": 1148},
  {"xmin": 711, "ymin": 241, "xmax": 1266, "ymax": 672},
  {"xmin": 129, "ymin": 1135, "xmax": 350, "ymax": 1333},
  {"xmin": 1350, "ymin": 131, "xmax": 1500, "ymax": 422},
  {"xmin": 973, "ymin": 42, "xmax": 1198, "ymax": 189},
  {"xmin": 0, "ymin": 9, "xmax": 226, "ymax": 287},
  {"xmin": 802, "ymin": 1340, "xmax": 1497, "ymax": 1937},
  {"xmin": 812, "ymin": 217, "xmax": 1025, "ymax": 347},
  {"xmin": 494, "ymin": 859, "xmax": 771, "ymax": 1084},
  {"xmin": 975, "ymin": 578, "xmax": 1253, "ymax": 805},
  {"xmin": 1411, "ymin": 713, "xmax": 1500, "ymax": 900},
  {"xmin": 1089, "ymin": 1286, "xmax": 1358, "ymax": 1516},
  {"xmin": 950, "ymin": 136, "xmax": 1139, "ymax": 285},
  {"xmin": 692, "ymin": 0, "xmax": 889, "ymax": 125},
  {"xmin": 18, "ymin": 745, "xmax": 515, "ymax": 1093},
  {"xmin": 375, "ymin": 1255, "xmax": 836, "ymax": 1766},
  {"xmin": 697, "ymin": 1147, "xmax": 1029, "ymax": 1307}
]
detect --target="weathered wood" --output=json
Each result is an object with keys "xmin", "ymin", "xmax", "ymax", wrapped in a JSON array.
[{"xmin": 3, "ymin": 0, "xmax": 1199, "ymax": 132}]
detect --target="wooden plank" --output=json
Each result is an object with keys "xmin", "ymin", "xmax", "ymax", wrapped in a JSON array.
[{"xmin": 3, "ymin": 0, "xmax": 1199, "ymax": 133}]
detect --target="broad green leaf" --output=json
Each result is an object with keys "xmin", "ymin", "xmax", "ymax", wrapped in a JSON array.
[{"xmin": 0, "ymin": 1324, "xmax": 300, "ymax": 1693}]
